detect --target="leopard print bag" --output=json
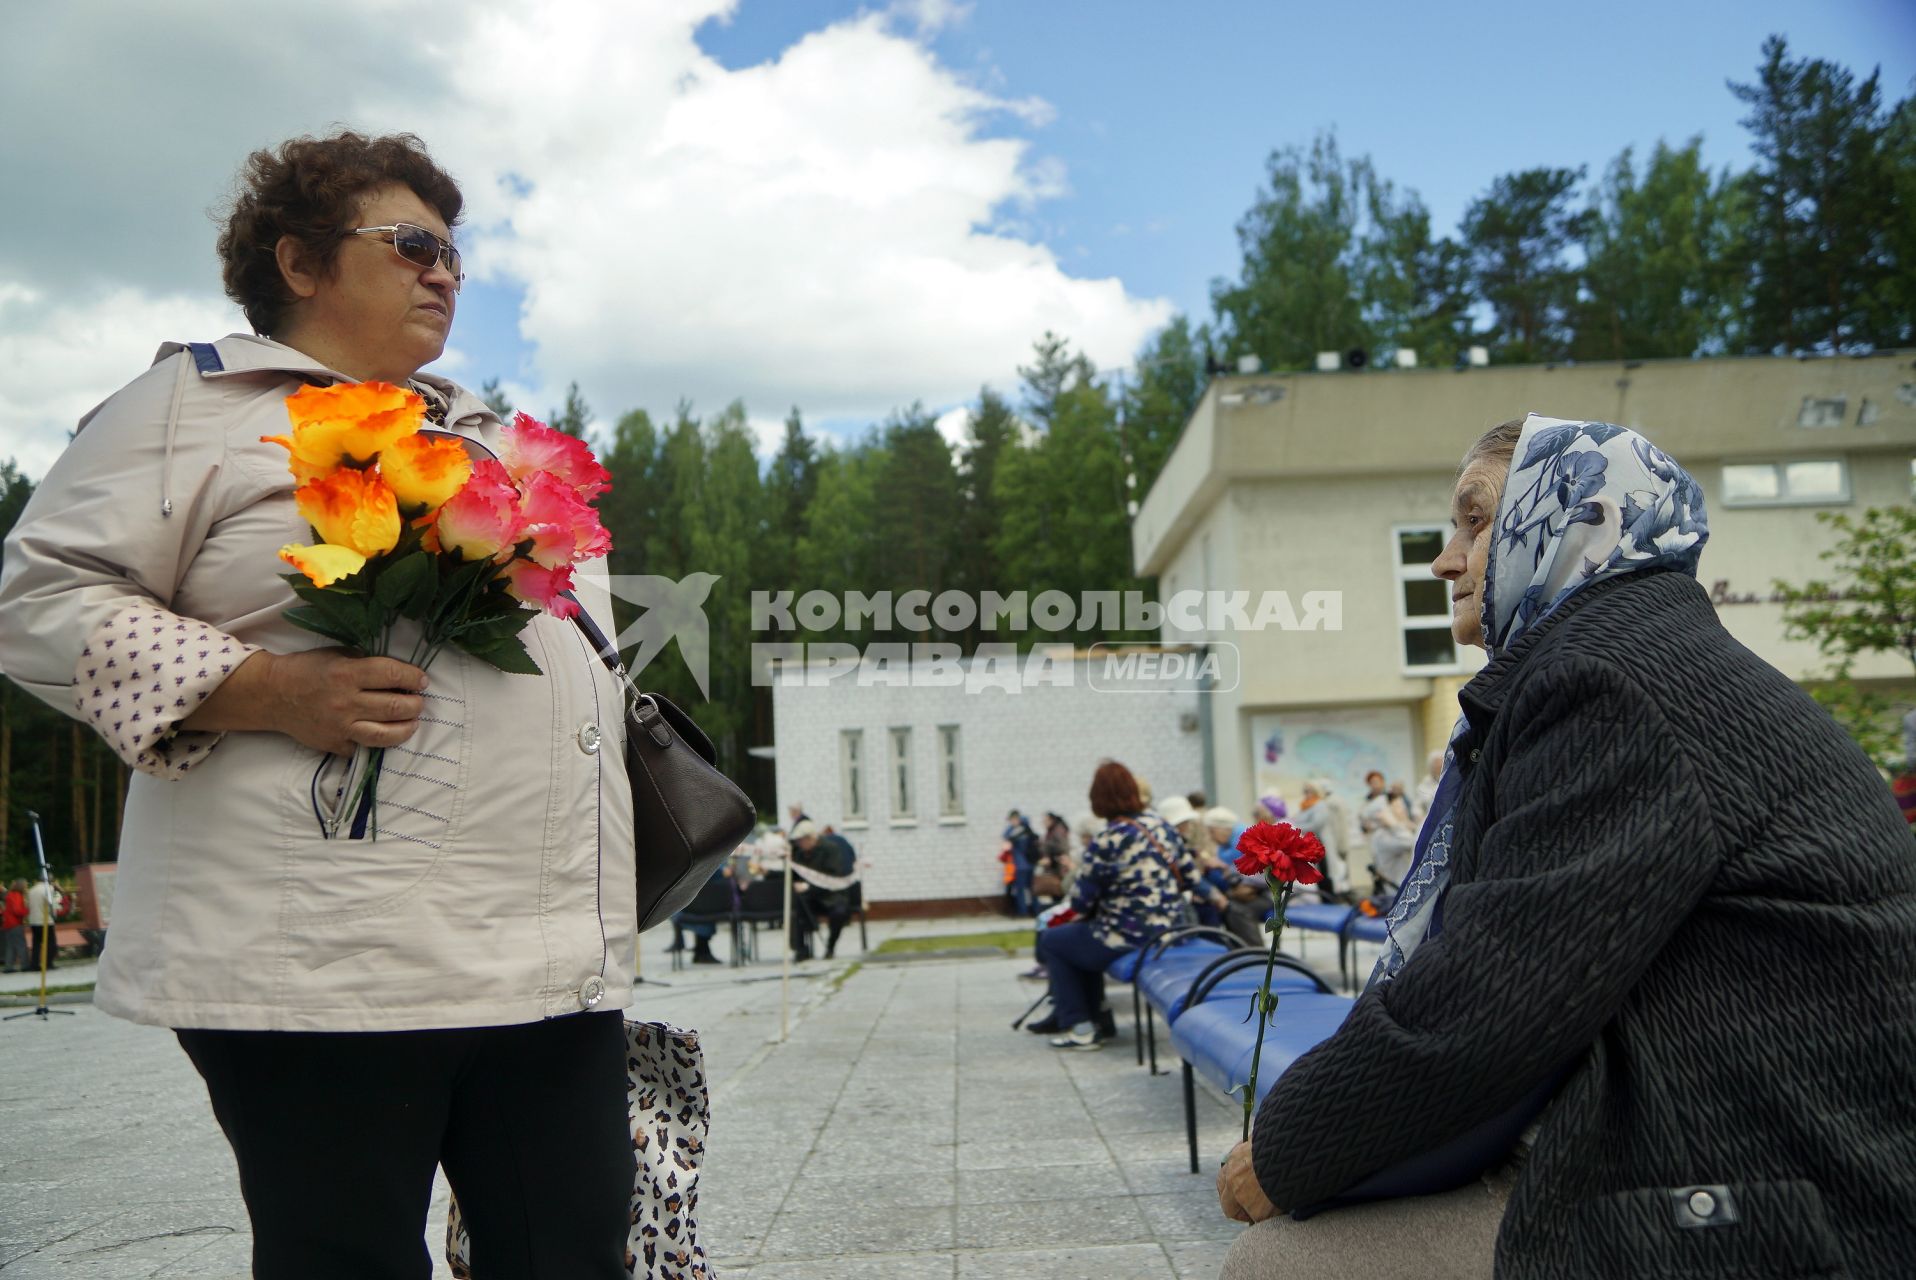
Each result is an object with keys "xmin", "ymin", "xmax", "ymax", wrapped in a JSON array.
[{"xmin": 446, "ymin": 1020, "xmax": 713, "ymax": 1278}]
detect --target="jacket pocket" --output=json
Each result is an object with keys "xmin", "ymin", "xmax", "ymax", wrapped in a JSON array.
[
  {"xmin": 280, "ymin": 673, "xmax": 468, "ymax": 924},
  {"xmin": 1563, "ymin": 1178, "xmax": 1849, "ymax": 1279}
]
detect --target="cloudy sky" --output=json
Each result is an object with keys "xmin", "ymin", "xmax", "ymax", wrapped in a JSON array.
[{"xmin": 1, "ymin": 0, "xmax": 1909, "ymax": 478}]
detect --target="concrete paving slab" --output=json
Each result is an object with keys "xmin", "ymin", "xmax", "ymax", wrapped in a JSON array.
[
  {"xmin": 955, "ymin": 1242, "xmax": 1176, "ymax": 1280},
  {"xmin": 0, "ymin": 917, "xmax": 1279, "ymax": 1278}
]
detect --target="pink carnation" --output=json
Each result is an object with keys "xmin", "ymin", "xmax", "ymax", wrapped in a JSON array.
[
  {"xmin": 502, "ymin": 412, "xmax": 611, "ymax": 499},
  {"xmin": 434, "ymin": 459, "xmax": 522, "ymax": 562},
  {"xmin": 503, "ymin": 559, "xmax": 579, "ymax": 619},
  {"xmin": 518, "ymin": 470, "xmax": 612, "ymax": 569}
]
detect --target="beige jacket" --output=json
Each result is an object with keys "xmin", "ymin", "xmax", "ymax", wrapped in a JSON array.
[{"xmin": 0, "ymin": 335, "xmax": 638, "ymax": 1031}]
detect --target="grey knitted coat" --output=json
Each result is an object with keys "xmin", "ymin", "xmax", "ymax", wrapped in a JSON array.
[{"xmin": 1251, "ymin": 569, "xmax": 1916, "ymax": 1279}]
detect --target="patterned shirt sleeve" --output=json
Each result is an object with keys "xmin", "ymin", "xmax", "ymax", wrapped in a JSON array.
[{"xmin": 75, "ymin": 604, "xmax": 258, "ymax": 779}]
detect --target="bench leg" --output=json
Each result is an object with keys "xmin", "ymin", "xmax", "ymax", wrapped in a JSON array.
[
  {"xmin": 1133, "ymin": 982, "xmax": 1144, "ymax": 1067},
  {"xmin": 1184, "ymin": 1061, "xmax": 1199, "ymax": 1174},
  {"xmin": 1147, "ymin": 1003, "xmax": 1159, "ymax": 1076}
]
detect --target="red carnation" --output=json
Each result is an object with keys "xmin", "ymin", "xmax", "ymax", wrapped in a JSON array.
[{"xmin": 1233, "ymin": 821, "xmax": 1326, "ymax": 886}]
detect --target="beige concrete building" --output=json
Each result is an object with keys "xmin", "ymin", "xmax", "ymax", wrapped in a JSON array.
[{"xmin": 1133, "ymin": 351, "xmax": 1916, "ymax": 814}]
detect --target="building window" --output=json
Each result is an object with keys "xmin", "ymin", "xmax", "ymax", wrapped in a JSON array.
[
  {"xmin": 1795, "ymin": 397, "xmax": 1847, "ymax": 429},
  {"xmin": 1393, "ymin": 526, "xmax": 1459, "ymax": 673},
  {"xmin": 888, "ymin": 727, "xmax": 914, "ymax": 820},
  {"xmin": 937, "ymin": 725, "xmax": 964, "ymax": 817},
  {"xmin": 1720, "ymin": 459, "xmax": 1850, "ymax": 507},
  {"xmin": 839, "ymin": 730, "xmax": 865, "ymax": 821}
]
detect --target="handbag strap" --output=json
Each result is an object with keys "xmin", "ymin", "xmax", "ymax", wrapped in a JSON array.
[
  {"xmin": 1116, "ymin": 819, "xmax": 1193, "ymax": 893},
  {"xmin": 565, "ymin": 595, "xmax": 643, "ymax": 705}
]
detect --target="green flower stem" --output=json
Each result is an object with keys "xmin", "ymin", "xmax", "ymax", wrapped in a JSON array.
[{"xmin": 1241, "ymin": 879, "xmax": 1295, "ymax": 1143}]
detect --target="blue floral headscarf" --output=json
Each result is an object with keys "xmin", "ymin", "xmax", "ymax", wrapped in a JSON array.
[{"xmin": 1370, "ymin": 415, "xmax": 1709, "ymax": 988}]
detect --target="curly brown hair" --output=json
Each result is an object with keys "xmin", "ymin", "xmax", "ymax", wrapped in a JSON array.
[{"xmin": 217, "ymin": 130, "xmax": 463, "ymax": 336}]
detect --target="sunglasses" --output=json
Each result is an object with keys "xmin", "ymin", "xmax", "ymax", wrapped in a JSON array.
[{"xmin": 349, "ymin": 223, "xmax": 464, "ymax": 292}]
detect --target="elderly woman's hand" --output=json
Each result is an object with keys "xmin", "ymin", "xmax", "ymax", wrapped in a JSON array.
[
  {"xmin": 183, "ymin": 649, "xmax": 429, "ymax": 756},
  {"xmin": 1216, "ymin": 1140, "xmax": 1279, "ymax": 1224}
]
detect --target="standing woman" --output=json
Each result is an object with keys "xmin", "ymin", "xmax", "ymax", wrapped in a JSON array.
[
  {"xmin": 0, "ymin": 132, "xmax": 638, "ymax": 1278},
  {"xmin": 1215, "ymin": 415, "xmax": 1916, "ymax": 1278}
]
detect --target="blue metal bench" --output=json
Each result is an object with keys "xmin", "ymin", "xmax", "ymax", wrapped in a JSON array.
[
  {"xmin": 1109, "ymin": 927, "xmax": 1239, "ymax": 1066},
  {"xmin": 1138, "ymin": 946, "xmax": 1331, "ymax": 1075},
  {"xmin": 1169, "ymin": 960, "xmax": 1354, "ymax": 1173}
]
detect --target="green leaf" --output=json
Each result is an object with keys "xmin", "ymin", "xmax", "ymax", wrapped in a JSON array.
[
  {"xmin": 282, "ymin": 605, "xmax": 371, "ymax": 650},
  {"xmin": 374, "ymin": 551, "xmax": 435, "ymax": 617},
  {"xmin": 457, "ymin": 633, "xmax": 544, "ymax": 675}
]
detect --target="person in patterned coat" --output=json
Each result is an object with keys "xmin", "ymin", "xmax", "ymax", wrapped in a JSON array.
[
  {"xmin": 1216, "ymin": 415, "xmax": 1916, "ymax": 1279},
  {"xmin": 1029, "ymin": 759, "xmax": 1199, "ymax": 1049}
]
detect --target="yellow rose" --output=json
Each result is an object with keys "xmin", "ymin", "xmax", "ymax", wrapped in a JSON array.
[
  {"xmin": 379, "ymin": 434, "xmax": 472, "ymax": 514},
  {"xmin": 278, "ymin": 543, "xmax": 367, "ymax": 588},
  {"xmin": 294, "ymin": 468, "xmax": 401, "ymax": 558},
  {"xmin": 262, "ymin": 382, "xmax": 425, "ymax": 483}
]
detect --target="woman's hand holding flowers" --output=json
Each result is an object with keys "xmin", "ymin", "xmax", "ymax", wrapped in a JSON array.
[{"xmin": 183, "ymin": 649, "xmax": 429, "ymax": 757}]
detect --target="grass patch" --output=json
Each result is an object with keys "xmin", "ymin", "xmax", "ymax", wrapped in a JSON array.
[
  {"xmin": 0, "ymin": 982, "xmax": 94, "ymax": 998},
  {"xmin": 871, "ymin": 929, "xmax": 1033, "ymax": 957},
  {"xmin": 824, "ymin": 960, "xmax": 864, "ymax": 996}
]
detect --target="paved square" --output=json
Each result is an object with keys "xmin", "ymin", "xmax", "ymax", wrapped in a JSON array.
[{"xmin": 1, "ymin": 921, "xmax": 1356, "ymax": 1277}]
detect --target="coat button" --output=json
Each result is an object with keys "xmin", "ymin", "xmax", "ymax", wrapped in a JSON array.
[
  {"xmin": 580, "ymin": 975, "xmax": 606, "ymax": 1008},
  {"xmin": 1687, "ymin": 1190, "xmax": 1716, "ymax": 1219},
  {"xmin": 1468, "ymin": 749, "xmax": 1481, "ymax": 762},
  {"xmin": 577, "ymin": 722, "xmax": 602, "ymax": 755}
]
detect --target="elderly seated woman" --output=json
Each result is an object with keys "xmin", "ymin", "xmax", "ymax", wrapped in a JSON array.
[
  {"xmin": 1027, "ymin": 760, "xmax": 1198, "ymax": 1049},
  {"xmin": 1215, "ymin": 415, "xmax": 1916, "ymax": 1280}
]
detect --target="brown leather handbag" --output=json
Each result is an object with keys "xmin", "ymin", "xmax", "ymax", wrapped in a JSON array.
[{"xmin": 572, "ymin": 607, "xmax": 757, "ymax": 932}]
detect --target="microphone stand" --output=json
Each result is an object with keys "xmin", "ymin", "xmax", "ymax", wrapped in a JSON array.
[{"xmin": 5, "ymin": 811, "xmax": 77, "ymax": 1022}]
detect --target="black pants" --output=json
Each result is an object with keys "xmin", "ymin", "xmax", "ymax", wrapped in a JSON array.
[{"xmin": 177, "ymin": 1012, "xmax": 633, "ymax": 1280}]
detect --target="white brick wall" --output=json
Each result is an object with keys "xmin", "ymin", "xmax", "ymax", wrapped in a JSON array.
[{"xmin": 772, "ymin": 654, "xmax": 1205, "ymax": 904}]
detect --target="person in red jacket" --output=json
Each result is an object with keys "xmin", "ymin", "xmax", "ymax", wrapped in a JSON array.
[{"xmin": 2, "ymin": 879, "xmax": 28, "ymax": 972}]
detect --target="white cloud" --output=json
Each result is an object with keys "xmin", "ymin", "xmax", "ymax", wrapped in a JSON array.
[
  {"xmin": 934, "ymin": 404, "xmax": 972, "ymax": 452},
  {"xmin": 0, "ymin": 287, "xmax": 244, "ymax": 477},
  {"xmin": 0, "ymin": 0, "xmax": 1172, "ymax": 477}
]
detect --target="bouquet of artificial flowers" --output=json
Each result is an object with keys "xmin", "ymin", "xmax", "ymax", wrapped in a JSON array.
[{"xmin": 265, "ymin": 381, "xmax": 611, "ymax": 836}]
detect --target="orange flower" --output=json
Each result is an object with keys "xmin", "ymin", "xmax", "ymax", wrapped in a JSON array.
[
  {"xmin": 278, "ymin": 543, "xmax": 367, "ymax": 587},
  {"xmin": 263, "ymin": 382, "xmax": 425, "ymax": 483},
  {"xmin": 294, "ymin": 468, "xmax": 401, "ymax": 558},
  {"xmin": 379, "ymin": 434, "xmax": 472, "ymax": 514}
]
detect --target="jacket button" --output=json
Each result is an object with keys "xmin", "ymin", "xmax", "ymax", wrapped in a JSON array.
[
  {"xmin": 1687, "ymin": 1190, "xmax": 1715, "ymax": 1219},
  {"xmin": 577, "ymin": 722, "xmax": 602, "ymax": 755},
  {"xmin": 1468, "ymin": 749, "xmax": 1481, "ymax": 762},
  {"xmin": 580, "ymin": 975, "xmax": 606, "ymax": 1008}
]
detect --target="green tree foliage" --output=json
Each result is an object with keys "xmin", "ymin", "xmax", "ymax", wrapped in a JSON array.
[
  {"xmin": 0, "ymin": 461, "xmax": 127, "ymax": 882},
  {"xmin": 871, "ymin": 404, "xmax": 963, "ymax": 618},
  {"xmin": 1460, "ymin": 167, "xmax": 1592, "ymax": 364},
  {"xmin": 1774, "ymin": 507, "xmax": 1916, "ymax": 772},
  {"xmin": 479, "ymin": 377, "xmax": 514, "ymax": 420},
  {"xmin": 1121, "ymin": 316, "xmax": 1213, "ymax": 499},
  {"xmin": 546, "ymin": 381, "xmax": 593, "ymax": 439},
  {"xmin": 1211, "ymin": 133, "xmax": 1374, "ymax": 370},
  {"xmin": 1573, "ymin": 139, "xmax": 1751, "ymax": 360},
  {"xmin": 1731, "ymin": 36, "xmax": 1909, "ymax": 353},
  {"xmin": 1017, "ymin": 331, "xmax": 1097, "ymax": 429},
  {"xmin": 993, "ymin": 343, "xmax": 1154, "ymax": 650},
  {"xmin": 762, "ymin": 408, "xmax": 818, "ymax": 606},
  {"xmin": 795, "ymin": 439, "xmax": 885, "ymax": 646},
  {"xmin": 1359, "ymin": 178, "xmax": 1477, "ymax": 369}
]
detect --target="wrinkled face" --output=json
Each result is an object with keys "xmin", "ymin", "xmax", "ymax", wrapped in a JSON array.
[
  {"xmin": 294, "ymin": 182, "xmax": 458, "ymax": 377},
  {"xmin": 1433, "ymin": 455, "xmax": 1509, "ymax": 650}
]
